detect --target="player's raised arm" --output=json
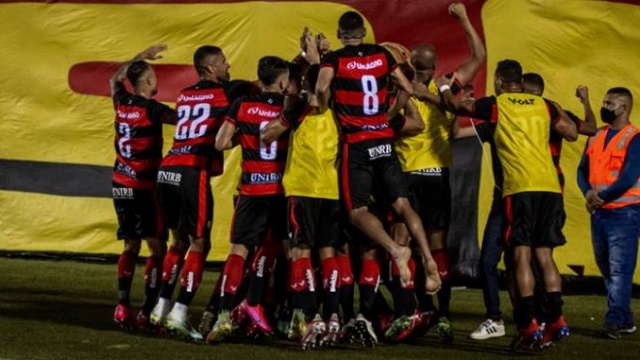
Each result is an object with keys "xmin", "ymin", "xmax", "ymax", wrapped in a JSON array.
[
  {"xmin": 447, "ymin": 3, "xmax": 486, "ymax": 87},
  {"xmin": 109, "ymin": 44, "xmax": 167, "ymax": 97},
  {"xmin": 575, "ymin": 85, "xmax": 597, "ymax": 136}
]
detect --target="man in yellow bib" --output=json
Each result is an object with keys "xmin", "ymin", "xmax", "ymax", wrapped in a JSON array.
[{"xmin": 438, "ymin": 59, "xmax": 578, "ymax": 350}]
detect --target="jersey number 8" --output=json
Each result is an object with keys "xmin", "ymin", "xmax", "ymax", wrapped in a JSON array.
[{"xmin": 361, "ymin": 75, "xmax": 379, "ymax": 115}]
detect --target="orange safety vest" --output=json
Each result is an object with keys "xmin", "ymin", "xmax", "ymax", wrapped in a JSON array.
[{"xmin": 587, "ymin": 123, "xmax": 640, "ymax": 209}]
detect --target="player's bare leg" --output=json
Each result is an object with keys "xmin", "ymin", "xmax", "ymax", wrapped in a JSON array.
[
  {"xmin": 391, "ymin": 198, "xmax": 441, "ymax": 294},
  {"xmin": 348, "ymin": 206, "xmax": 412, "ymax": 286}
]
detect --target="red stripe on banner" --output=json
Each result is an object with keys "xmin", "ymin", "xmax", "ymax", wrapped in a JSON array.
[
  {"xmin": 503, "ymin": 195, "xmax": 513, "ymax": 247},
  {"xmin": 61, "ymin": 0, "xmax": 490, "ymax": 102},
  {"xmin": 196, "ymin": 169, "xmax": 207, "ymax": 238}
]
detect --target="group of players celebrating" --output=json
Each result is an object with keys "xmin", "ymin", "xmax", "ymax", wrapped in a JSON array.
[{"xmin": 109, "ymin": 3, "xmax": 592, "ymax": 351}]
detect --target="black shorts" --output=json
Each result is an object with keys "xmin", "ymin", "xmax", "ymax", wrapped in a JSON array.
[
  {"xmin": 156, "ymin": 166, "xmax": 212, "ymax": 240},
  {"xmin": 340, "ymin": 138, "xmax": 407, "ymax": 212},
  {"xmin": 504, "ymin": 192, "xmax": 566, "ymax": 248},
  {"xmin": 112, "ymin": 182, "xmax": 165, "ymax": 241},
  {"xmin": 231, "ymin": 195, "xmax": 287, "ymax": 246},
  {"xmin": 288, "ymin": 196, "xmax": 340, "ymax": 249},
  {"xmin": 405, "ymin": 168, "xmax": 451, "ymax": 230}
]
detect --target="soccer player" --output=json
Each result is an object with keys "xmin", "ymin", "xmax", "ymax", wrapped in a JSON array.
[
  {"xmin": 150, "ymin": 45, "xmax": 233, "ymax": 341},
  {"xmin": 110, "ymin": 45, "xmax": 176, "ymax": 329},
  {"xmin": 467, "ymin": 74, "xmax": 596, "ymax": 341},
  {"xmin": 206, "ymin": 56, "xmax": 291, "ymax": 344},
  {"xmin": 260, "ymin": 62, "xmax": 341, "ymax": 349},
  {"xmin": 389, "ymin": 2, "xmax": 486, "ymax": 343},
  {"xmin": 438, "ymin": 59, "xmax": 578, "ymax": 350},
  {"xmin": 315, "ymin": 10, "xmax": 441, "ymax": 298}
]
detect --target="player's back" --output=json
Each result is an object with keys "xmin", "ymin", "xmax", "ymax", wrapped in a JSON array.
[
  {"xmin": 161, "ymin": 81, "xmax": 232, "ymax": 176},
  {"xmin": 113, "ymin": 91, "xmax": 165, "ymax": 189},
  {"xmin": 229, "ymin": 92, "xmax": 287, "ymax": 196},
  {"xmin": 324, "ymin": 43, "xmax": 396, "ymax": 143}
]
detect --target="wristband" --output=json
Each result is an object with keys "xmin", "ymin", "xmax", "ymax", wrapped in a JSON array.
[{"xmin": 439, "ymin": 84, "xmax": 451, "ymax": 93}]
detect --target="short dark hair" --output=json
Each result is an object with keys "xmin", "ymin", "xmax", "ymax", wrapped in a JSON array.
[
  {"xmin": 607, "ymin": 87, "xmax": 633, "ymax": 101},
  {"xmin": 126, "ymin": 61, "xmax": 151, "ymax": 86},
  {"xmin": 257, "ymin": 56, "xmax": 290, "ymax": 86},
  {"xmin": 523, "ymin": 72, "xmax": 545, "ymax": 93},
  {"xmin": 193, "ymin": 45, "xmax": 223, "ymax": 76},
  {"xmin": 338, "ymin": 11, "xmax": 364, "ymax": 31},
  {"xmin": 495, "ymin": 59, "xmax": 522, "ymax": 84},
  {"xmin": 305, "ymin": 64, "xmax": 321, "ymax": 91}
]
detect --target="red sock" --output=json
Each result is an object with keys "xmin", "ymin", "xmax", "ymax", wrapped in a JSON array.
[
  {"xmin": 117, "ymin": 251, "xmax": 137, "ymax": 281},
  {"xmin": 144, "ymin": 256, "xmax": 162, "ymax": 289},
  {"xmin": 221, "ymin": 254, "xmax": 245, "ymax": 297},
  {"xmin": 359, "ymin": 259, "xmax": 380, "ymax": 287},
  {"xmin": 292, "ymin": 257, "xmax": 315, "ymax": 292},
  {"xmin": 180, "ymin": 251, "xmax": 205, "ymax": 293},
  {"xmin": 252, "ymin": 233, "xmax": 284, "ymax": 275},
  {"xmin": 162, "ymin": 245, "xmax": 184, "ymax": 283},
  {"xmin": 336, "ymin": 255, "xmax": 354, "ymax": 285},
  {"xmin": 321, "ymin": 257, "xmax": 341, "ymax": 293},
  {"xmin": 432, "ymin": 249, "xmax": 451, "ymax": 281}
]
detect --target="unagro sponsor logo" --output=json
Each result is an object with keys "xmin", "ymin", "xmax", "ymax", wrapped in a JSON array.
[
  {"xmin": 178, "ymin": 94, "xmax": 214, "ymax": 102},
  {"xmin": 157, "ymin": 170, "xmax": 182, "ymax": 185},
  {"xmin": 346, "ymin": 59, "xmax": 383, "ymax": 70},
  {"xmin": 117, "ymin": 110, "xmax": 141, "ymax": 119},
  {"xmin": 247, "ymin": 107, "xmax": 278, "ymax": 118}
]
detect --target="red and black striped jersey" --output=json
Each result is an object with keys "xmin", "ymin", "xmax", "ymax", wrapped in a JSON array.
[
  {"xmin": 160, "ymin": 80, "xmax": 231, "ymax": 176},
  {"xmin": 321, "ymin": 44, "xmax": 397, "ymax": 143},
  {"xmin": 548, "ymin": 110, "xmax": 581, "ymax": 189},
  {"xmin": 112, "ymin": 84, "xmax": 174, "ymax": 189},
  {"xmin": 224, "ymin": 92, "xmax": 288, "ymax": 196}
]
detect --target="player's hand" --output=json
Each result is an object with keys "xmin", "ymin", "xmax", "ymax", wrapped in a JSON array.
[
  {"xmin": 576, "ymin": 85, "xmax": 589, "ymax": 104},
  {"xmin": 300, "ymin": 26, "xmax": 311, "ymax": 52},
  {"xmin": 302, "ymin": 33, "xmax": 321, "ymax": 64},
  {"xmin": 138, "ymin": 44, "xmax": 167, "ymax": 61},
  {"xmin": 307, "ymin": 93, "xmax": 319, "ymax": 108},
  {"xmin": 586, "ymin": 189, "xmax": 604, "ymax": 213},
  {"xmin": 316, "ymin": 32, "xmax": 331, "ymax": 55},
  {"xmin": 448, "ymin": 3, "xmax": 468, "ymax": 20},
  {"xmin": 461, "ymin": 84, "xmax": 474, "ymax": 101}
]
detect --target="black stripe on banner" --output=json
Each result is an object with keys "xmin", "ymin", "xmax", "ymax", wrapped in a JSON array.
[{"xmin": 0, "ymin": 159, "xmax": 111, "ymax": 198}]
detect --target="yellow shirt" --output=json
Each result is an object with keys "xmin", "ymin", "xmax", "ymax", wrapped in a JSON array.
[
  {"xmin": 282, "ymin": 107, "xmax": 339, "ymax": 199},
  {"xmin": 494, "ymin": 93, "xmax": 560, "ymax": 196},
  {"xmin": 395, "ymin": 80, "xmax": 453, "ymax": 172}
]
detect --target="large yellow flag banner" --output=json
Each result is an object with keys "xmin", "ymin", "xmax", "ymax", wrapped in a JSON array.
[{"xmin": 0, "ymin": 0, "xmax": 639, "ymax": 282}]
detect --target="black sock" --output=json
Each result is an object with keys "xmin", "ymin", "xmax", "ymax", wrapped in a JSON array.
[
  {"xmin": 359, "ymin": 284, "xmax": 377, "ymax": 319},
  {"xmin": 546, "ymin": 292, "xmax": 563, "ymax": 323},
  {"xmin": 516, "ymin": 296, "xmax": 536, "ymax": 329},
  {"xmin": 437, "ymin": 280, "xmax": 452, "ymax": 318},
  {"xmin": 340, "ymin": 284, "xmax": 355, "ymax": 320}
]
